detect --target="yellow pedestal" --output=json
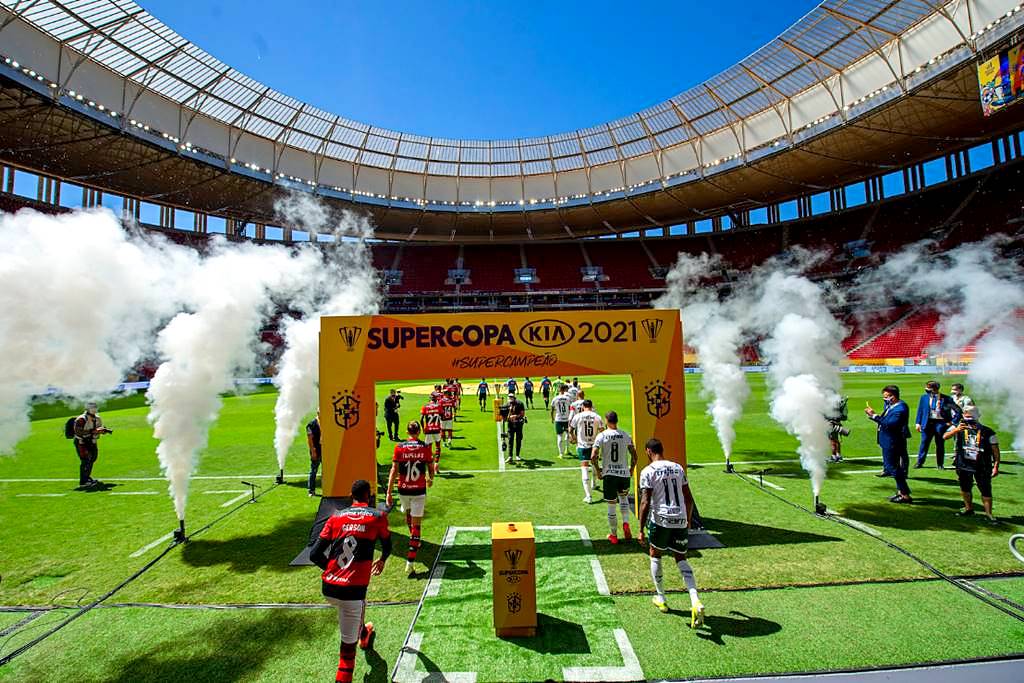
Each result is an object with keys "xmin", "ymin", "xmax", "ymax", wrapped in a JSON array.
[{"xmin": 492, "ymin": 521, "xmax": 537, "ymax": 637}]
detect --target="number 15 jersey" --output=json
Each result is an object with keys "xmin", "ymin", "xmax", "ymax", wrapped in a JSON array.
[{"xmin": 639, "ymin": 460, "xmax": 688, "ymax": 529}]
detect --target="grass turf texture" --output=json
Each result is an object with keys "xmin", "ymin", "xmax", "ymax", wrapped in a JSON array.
[{"xmin": 1, "ymin": 373, "xmax": 1022, "ymax": 680}]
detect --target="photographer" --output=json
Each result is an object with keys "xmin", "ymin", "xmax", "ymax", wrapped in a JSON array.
[
  {"xmin": 504, "ymin": 395, "xmax": 526, "ymax": 465},
  {"xmin": 944, "ymin": 405, "xmax": 1001, "ymax": 524},
  {"xmin": 383, "ymin": 389, "xmax": 403, "ymax": 441},
  {"xmin": 826, "ymin": 396, "xmax": 851, "ymax": 463},
  {"xmin": 74, "ymin": 402, "xmax": 112, "ymax": 488}
]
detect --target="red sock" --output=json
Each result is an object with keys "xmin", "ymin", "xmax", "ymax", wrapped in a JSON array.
[
  {"xmin": 407, "ymin": 524, "xmax": 421, "ymax": 562},
  {"xmin": 336, "ymin": 643, "xmax": 356, "ymax": 682}
]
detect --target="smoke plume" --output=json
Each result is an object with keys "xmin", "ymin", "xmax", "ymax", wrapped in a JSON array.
[
  {"xmin": 147, "ymin": 239, "xmax": 322, "ymax": 520},
  {"xmin": 862, "ymin": 236, "xmax": 1024, "ymax": 448},
  {"xmin": 271, "ymin": 197, "xmax": 380, "ymax": 472},
  {"xmin": 0, "ymin": 209, "xmax": 195, "ymax": 453},
  {"xmin": 750, "ymin": 264, "xmax": 846, "ymax": 496},
  {"xmin": 656, "ymin": 253, "xmax": 750, "ymax": 463}
]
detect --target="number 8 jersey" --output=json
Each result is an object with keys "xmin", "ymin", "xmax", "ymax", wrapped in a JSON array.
[
  {"xmin": 639, "ymin": 460, "xmax": 688, "ymax": 529},
  {"xmin": 593, "ymin": 428, "xmax": 634, "ymax": 478}
]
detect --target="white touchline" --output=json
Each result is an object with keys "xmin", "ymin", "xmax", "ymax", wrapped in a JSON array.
[
  {"xmin": 110, "ymin": 491, "xmax": 159, "ymax": 495},
  {"xmin": 0, "ymin": 473, "xmax": 307, "ymax": 483},
  {"xmin": 202, "ymin": 490, "xmax": 249, "ymax": 494},
  {"xmin": 393, "ymin": 632, "xmax": 477, "ymax": 683},
  {"xmin": 827, "ymin": 511, "xmax": 881, "ymax": 537},
  {"xmin": 129, "ymin": 532, "xmax": 174, "ymax": 558},
  {"xmin": 743, "ymin": 474, "xmax": 785, "ymax": 491},
  {"xmin": 219, "ymin": 492, "xmax": 251, "ymax": 508},
  {"xmin": 15, "ymin": 493, "xmax": 66, "ymax": 497},
  {"xmin": 562, "ymin": 628, "xmax": 644, "ymax": 682}
]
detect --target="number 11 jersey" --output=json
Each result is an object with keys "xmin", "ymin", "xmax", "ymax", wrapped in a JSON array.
[{"xmin": 639, "ymin": 459, "xmax": 688, "ymax": 528}]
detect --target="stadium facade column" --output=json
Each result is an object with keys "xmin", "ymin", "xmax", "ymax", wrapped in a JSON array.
[{"xmin": 319, "ymin": 310, "xmax": 686, "ymax": 499}]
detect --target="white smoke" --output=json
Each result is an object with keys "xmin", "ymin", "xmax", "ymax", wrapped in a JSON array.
[
  {"xmin": 656, "ymin": 253, "xmax": 750, "ymax": 463},
  {"xmin": 750, "ymin": 267, "xmax": 846, "ymax": 496},
  {"xmin": 147, "ymin": 240, "xmax": 323, "ymax": 520},
  {"xmin": 863, "ymin": 236, "xmax": 1024, "ymax": 448},
  {"xmin": 0, "ymin": 208, "xmax": 195, "ymax": 453},
  {"xmin": 271, "ymin": 197, "xmax": 380, "ymax": 472}
]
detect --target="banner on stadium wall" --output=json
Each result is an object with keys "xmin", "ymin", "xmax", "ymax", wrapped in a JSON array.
[
  {"xmin": 320, "ymin": 310, "xmax": 685, "ymax": 497},
  {"xmin": 978, "ymin": 44, "xmax": 1024, "ymax": 116}
]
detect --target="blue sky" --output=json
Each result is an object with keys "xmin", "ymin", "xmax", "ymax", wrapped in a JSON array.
[{"xmin": 141, "ymin": 0, "xmax": 816, "ymax": 140}]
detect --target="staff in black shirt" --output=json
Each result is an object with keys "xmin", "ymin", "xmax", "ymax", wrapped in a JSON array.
[
  {"xmin": 944, "ymin": 405, "xmax": 1001, "ymax": 524},
  {"xmin": 383, "ymin": 389, "xmax": 403, "ymax": 441},
  {"xmin": 306, "ymin": 411, "xmax": 322, "ymax": 497},
  {"xmin": 504, "ymin": 396, "xmax": 527, "ymax": 465}
]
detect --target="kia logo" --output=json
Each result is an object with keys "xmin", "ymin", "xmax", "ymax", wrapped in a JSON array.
[{"xmin": 519, "ymin": 319, "xmax": 575, "ymax": 348}]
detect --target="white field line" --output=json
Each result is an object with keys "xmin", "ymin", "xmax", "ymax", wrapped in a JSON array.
[
  {"xmin": 424, "ymin": 565, "xmax": 446, "ymax": 598},
  {"xmin": 202, "ymin": 490, "xmax": 248, "ymax": 494},
  {"xmin": 826, "ymin": 510, "xmax": 881, "ymax": 537},
  {"xmin": 393, "ymin": 632, "xmax": 477, "ymax": 683},
  {"xmin": 110, "ymin": 491, "xmax": 158, "ymax": 495},
  {"xmin": 15, "ymin": 493, "xmax": 66, "ymax": 497},
  {"xmin": 0, "ymin": 473, "xmax": 307, "ymax": 484},
  {"xmin": 562, "ymin": 628, "xmax": 644, "ymax": 682},
  {"xmin": 590, "ymin": 558, "xmax": 610, "ymax": 596},
  {"xmin": 219, "ymin": 492, "xmax": 251, "ymax": 508},
  {"xmin": 129, "ymin": 532, "xmax": 173, "ymax": 558},
  {"xmin": 743, "ymin": 474, "xmax": 785, "ymax": 491}
]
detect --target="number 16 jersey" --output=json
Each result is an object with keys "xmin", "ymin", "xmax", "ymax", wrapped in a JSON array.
[
  {"xmin": 393, "ymin": 439, "xmax": 434, "ymax": 496},
  {"xmin": 639, "ymin": 459, "xmax": 688, "ymax": 529}
]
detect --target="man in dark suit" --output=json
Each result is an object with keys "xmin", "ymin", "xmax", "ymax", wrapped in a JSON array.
[
  {"xmin": 865, "ymin": 384, "xmax": 912, "ymax": 504},
  {"xmin": 914, "ymin": 380, "xmax": 960, "ymax": 469}
]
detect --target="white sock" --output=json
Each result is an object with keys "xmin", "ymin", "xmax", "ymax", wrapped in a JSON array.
[
  {"xmin": 606, "ymin": 503, "xmax": 617, "ymax": 535},
  {"xmin": 619, "ymin": 495, "xmax": 631, "ymax": 526},
  {"xmin": 557, "ymin": 433, "xmax": 565, "ymax": 453},
  {"xmin": 581, "ymin": 468, "xmax": 591, "ymax": 497},
  {"xmin": 677, "ymin": 559, "xmax": 699, "ymax": 606},
  {"xmin": 650, "ymin": 556, "xmax": 664, "ymax": 600}
]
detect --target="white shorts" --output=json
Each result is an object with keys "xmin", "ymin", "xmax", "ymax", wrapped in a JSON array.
[
  {"xmin": 441, "ymin": 420, "xmax": 454, "ymax": 430},
  {"xmin": 423, "ymin": 432, "xmax": 441, "ymax": 445},
  {"xmin": 325, "ymin": 597, "xmax": 365, "ymax": 643},
  {"xmin": 400, "ymin": 493, "xmax": 426, "ymax": 517}
]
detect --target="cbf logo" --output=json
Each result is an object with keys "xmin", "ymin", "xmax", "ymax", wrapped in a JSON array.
[
  {"xmin": 645, "ymin": 380, "xmax": 672, "ymax": 418},
  {"xmin": 641, "ymin": 318, "xmax": 663, "ymax": 343},
  {"xmin": 507, "ymin": 592, "xmax": 522, "ymax": 614},
  {"xmin": 332, "ymin": 390, "xmax": 361, "ymax": 429},
  {"xmin": 338, "ymin": 326, "xmax": 363, "ymax": 352}
]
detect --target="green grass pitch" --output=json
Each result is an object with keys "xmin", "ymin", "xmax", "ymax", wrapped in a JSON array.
[{"xmin": 1, "ymin": 373, "xmax": 1022, "ymax": 681}]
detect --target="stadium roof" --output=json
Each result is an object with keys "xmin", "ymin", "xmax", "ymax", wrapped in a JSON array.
[{"xmin": 1, "ymin": 0, "xmax": 1024, "ymax": 240}]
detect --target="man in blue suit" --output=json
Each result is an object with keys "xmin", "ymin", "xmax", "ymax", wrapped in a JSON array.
[
  {"xmin": 865, "ymin": 384, "xmax": 912, "ymax": 504},
  {"xmin": 914, "ymin": 380, "xmax": 960, "ymax": 470}
]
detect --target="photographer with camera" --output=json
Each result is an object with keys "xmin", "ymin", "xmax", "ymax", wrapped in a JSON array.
[
  {"xmin": 73, "ymin": 401, "xmax": 112, "ymax": 488},
  {"xmin": 383, "ymin": 389, "xmax": 403, "ymax": 441},
  {"xmin": 504, "ymin": 394, "xmax": 527, "ymax": 465},
  {"xmin": 826, "ymin": 396, "xmax": 851, "ymax": 463}
]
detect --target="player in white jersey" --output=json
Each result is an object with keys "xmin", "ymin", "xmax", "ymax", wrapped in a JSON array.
[
  {"xmin": 638, "ymin": 438, "xmax": 704, "ymax": 627},
  {"xmin": 550, "ymin": 385, "xmax": 572, "ymax": 457},
  {"xmin": 570, "ymin": 400, "xmax": 604, "ymax": 503},
  {"xmin": 591, "ymin": 411, "xmax": 637, "ymax": 544},
  {"xmin": 569, "ymin": 390, "xmax": 587, "ymax": 419},
  {"xmin": 566, "ymin": 381, "xmax": 580, "ymax": 403}
]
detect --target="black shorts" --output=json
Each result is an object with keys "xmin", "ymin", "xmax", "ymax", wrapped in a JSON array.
[
  {"xmin": 601, "ymin": 474, "xmax": 630, "ymax": 502},
  {"xmin": 957, "ymin": 468, "xmax": 992, "ymax": 497}
]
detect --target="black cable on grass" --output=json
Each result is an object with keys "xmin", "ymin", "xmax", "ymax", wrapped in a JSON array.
[
  {"xmin": 390, "ymin": 524, "xmax": 449, "ymax": 683},
  {"xmin": 0, "ymin": 481, "xmax": 281, "ymax": 667},
  {"xmin": 731, "ymin": 471, "xmax": 1024, "ymax": 624}
]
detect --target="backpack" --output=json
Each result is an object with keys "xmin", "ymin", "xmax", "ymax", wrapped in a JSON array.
[{"xmin": 64, "ymin": 416, "xmax": 78, "ymax": 439}]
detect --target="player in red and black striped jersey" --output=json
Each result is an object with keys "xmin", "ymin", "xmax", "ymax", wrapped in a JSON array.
[
  {"xmin": 420, "ymin": 399, "xmax": 444, "ymax": 465},
  {"xmin": 386, "ymin": 421, "xmax": 434, "ymax": 574},
  {"xmin": 430, "ymin": 384, "xmax": 444, "ymax": 403},
  {"xmin": 310, "ymin": 479, "xmax": 391, "ymax": 683},
  {"xmin": 439, "ymin": 391, "xmax": 457, "ymax": 448}
]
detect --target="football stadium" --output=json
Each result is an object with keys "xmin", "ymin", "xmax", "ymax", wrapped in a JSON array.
[{"xmin": 1, "ymin": 0, "xmax": 1024, "ymax": 681}]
